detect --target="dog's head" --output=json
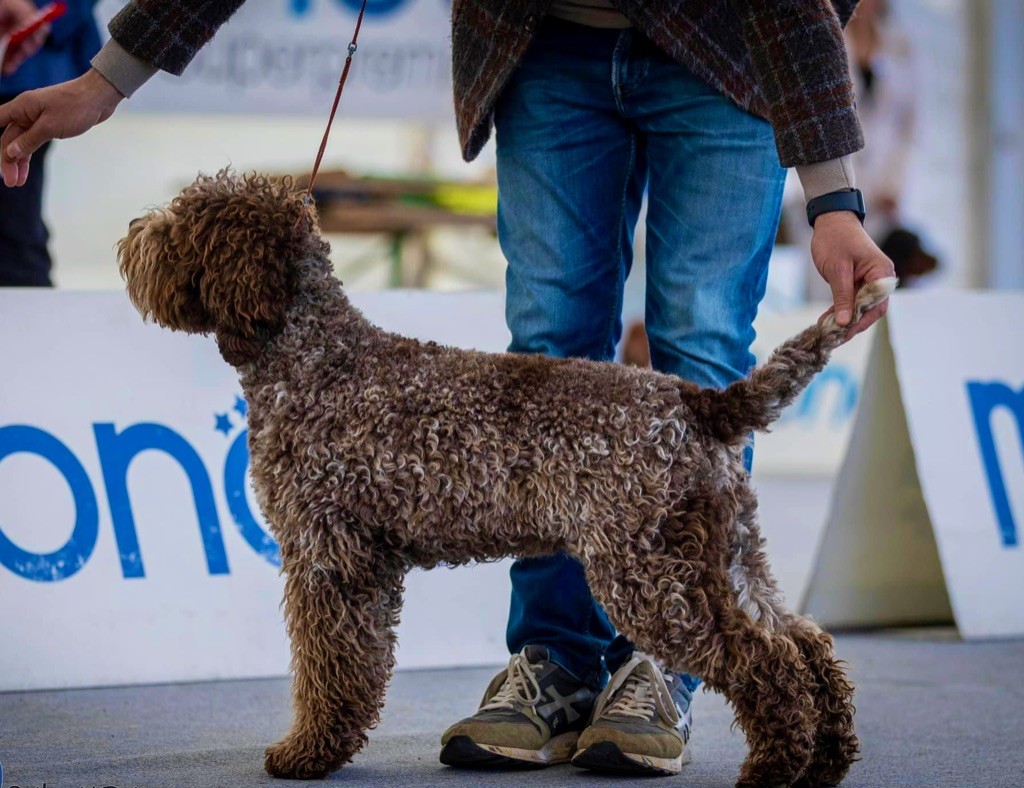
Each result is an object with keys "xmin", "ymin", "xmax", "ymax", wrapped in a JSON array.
[{"xmin": 118, "ymin": 170, "xmax": 324, "ymax": 366}]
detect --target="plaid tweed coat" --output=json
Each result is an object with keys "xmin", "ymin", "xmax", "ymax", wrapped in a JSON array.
[{"xmin": 107, "ymin": 0, "xmax": 862, "ymax": 167}]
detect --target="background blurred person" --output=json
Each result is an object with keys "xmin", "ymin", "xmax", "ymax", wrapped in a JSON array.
[
  {"xmin": 847, "ymin": 0, "xmax": 914, "ymax": 235},
  {"xmin": 0, "ymin": 0, "xmax": 100, "ymax": 286},
  {"xmin": 847, "ymin": 0, "xmax": 938, "ymax": 286}
]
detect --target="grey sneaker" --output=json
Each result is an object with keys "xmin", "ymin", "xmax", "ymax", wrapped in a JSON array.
[
  {"xmin": 440, "ymin": 645, "xmax": 598, "ymax": 768},
  {"xmin": 572, "ymin": 653, "xmax": 694, "ymax": 775}
]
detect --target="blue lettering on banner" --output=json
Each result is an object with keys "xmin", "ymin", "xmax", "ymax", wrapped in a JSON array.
[
  {"xmin": 788, "ymin": 364, "xmax": 858, "ymax": 427},
  {"xmin": 0, "ymin": 426, "xmax": 100, "ymax": 582},
  {"xmin": 225, "ymin": 430, "xmax": 281, "ymax": 567},
  {"xmin": 967, "ymin": 381, "xmax": 1024, "ymax": 548},
  {"xmin": 0, "ymin": 399, "xmax": 280, "ymax": 582},
  {"xmin": 94, "ymin": 423, "xmax": 230, "ymax": 578}
]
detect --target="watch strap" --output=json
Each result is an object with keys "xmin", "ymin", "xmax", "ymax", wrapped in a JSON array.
[{"xmin": 806, "ymin": 188, "xmax": 866, "ymax": 227}]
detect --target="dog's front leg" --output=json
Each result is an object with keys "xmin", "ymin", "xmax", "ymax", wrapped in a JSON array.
[{"xmin": 264, "ymin": 543, "xmax": 404, "ymax": 780}]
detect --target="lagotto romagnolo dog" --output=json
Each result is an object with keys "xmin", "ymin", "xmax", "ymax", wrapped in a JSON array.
[{"xmin": 118, "ymin": 171, "xmax": 894, "ymax": 787}]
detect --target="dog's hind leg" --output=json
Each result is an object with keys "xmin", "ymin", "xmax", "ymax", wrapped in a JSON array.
[
  {"xmin": 785, "ymin": 615, "xmax": 859, "ymax": 787},
  {"xmin": 264, "ymin": 524, "xmax": 405, "ymax": 780},
  {"xmin": 580, "ymin": 514, "xmax": 817, "ymax": 787},
  {"xmin": 727, "ymin": 486, "xmax": 857, "ymax": 786},
  {"xmin": 706, "ymin": 619, "xmax": 818, "ymax": 788}
]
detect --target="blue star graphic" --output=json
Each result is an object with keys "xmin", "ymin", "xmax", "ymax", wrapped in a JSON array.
[
  {"xmin": 234, "ymin": 395, "xmax": 248, "ymax": 418},
  {"xmin": 215, "ymin": 413, "xmax": 233, "ymax": 436}
]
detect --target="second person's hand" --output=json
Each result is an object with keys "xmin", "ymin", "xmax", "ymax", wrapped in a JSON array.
[
  {"xmin": 0, "ymin": 0, "xmax": 51, "ymax": 76},
  {"xmin": 0, "ymin": 68, "xmax": 124, "ymax": 187}
]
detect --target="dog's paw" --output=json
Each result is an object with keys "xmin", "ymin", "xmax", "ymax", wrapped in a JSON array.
[{"xmin": 264, "ymin": 739, "xmax": 340, "ymax": 780}]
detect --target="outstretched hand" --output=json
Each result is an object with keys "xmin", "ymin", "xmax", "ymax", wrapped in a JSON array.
[
  {"xmin": 811, "ymin": 211, "xmax": 896, "ymax": 342},
  {"xmin": 0, "ymin": 69, "xmax": 124, "ymax": 187}
]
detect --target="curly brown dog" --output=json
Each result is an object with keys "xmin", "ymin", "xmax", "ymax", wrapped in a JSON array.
[{"xmin": 118, "ymin": 171, "xmax": 894, "ymax": 787}]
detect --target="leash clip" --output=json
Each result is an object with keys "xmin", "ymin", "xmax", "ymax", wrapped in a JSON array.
[{"xmin": 348, "ymin": 42, "xmax": 358, "ymax": 56}]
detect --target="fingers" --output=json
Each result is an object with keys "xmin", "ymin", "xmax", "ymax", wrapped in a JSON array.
[
  {"xmin": 825, "ymin": 262, "xmax": 856, "ymax": 327},
  {"xmin": 0, "ymin": 97, "xmax": 13, "ymax": 128},
  {"xmin": 1, "ymin": 152, "xmax": 30, "ymax": 187},
  {"xmin": 844, "ymin": 298, "xmax": 889, "ymax": 342},
  {"xmin": 845, "ymin": 251, "xmax": 896, "ymax": 337},
  {"xmin": 0, "ymin": 93, "xmax": 34, "ymax": 142},
  {"xmin": 862, "ymin": 254, "xmax": 897, "ymax": 285},
  {"xmin": 1, "ymin": 25, "xmax": 50, "ymax": 75},
  {"xmin": 1, "ymin": 124, "xmax": 37, "ymax": 188},
  {"xmin": 3, "ymin": 113, "xmax": 48, "ymax": 161},
  {"xmin": 1, "ymin": 124, "xmax": 27, "ymax": 186}
]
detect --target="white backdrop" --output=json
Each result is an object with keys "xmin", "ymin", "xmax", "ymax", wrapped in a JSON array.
[
  {"xmin": 805, "ymin": 291, "xmax": 1024, "ymax": 638},
  {"xmin": 0, "ymin": 290, "xmax": 861, "ymax": 691},
  {"xmin": 890, "ymin": 293, "xmax": 1023, "ymax": 636}
]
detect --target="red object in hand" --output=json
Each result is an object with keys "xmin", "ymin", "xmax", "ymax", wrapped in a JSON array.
[
  {"xmin": 1, "ymin": 0, "xmax": 64, "ymax": 72},
  {"xmin": 6, "ymin": 1, "xmax": 66, "ymax": 48}
]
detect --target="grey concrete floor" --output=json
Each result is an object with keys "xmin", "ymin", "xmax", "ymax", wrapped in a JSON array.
[{"xmin": 1, "ymin": 630, "xmax": 1022, "ymax": 788}]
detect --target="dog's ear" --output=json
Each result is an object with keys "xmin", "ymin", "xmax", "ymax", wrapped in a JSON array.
[
  {"xmin": 119, "ymin": 206, "xmax": 214, "ymax": 336},
  {"xmin": 188, "ymin": 173, "xmax": 311, "ymax": 365},
  {"xmin": 120, "ymin": 170, "xmax": 319, "ymax": 366}
]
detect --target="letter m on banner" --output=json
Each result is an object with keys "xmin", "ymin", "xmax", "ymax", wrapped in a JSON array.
[{"xmin": 967, "ymin": 382, "xmax": 1024, "ymax": 547}]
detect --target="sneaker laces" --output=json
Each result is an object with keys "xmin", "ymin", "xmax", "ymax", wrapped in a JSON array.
[
  {"xmin": 479, "ymin": 651, "xmax": 543, "ymax": 711},
  {"xmin": 594, "ymin": 656, "xmax": 680, "ymax": 726}
]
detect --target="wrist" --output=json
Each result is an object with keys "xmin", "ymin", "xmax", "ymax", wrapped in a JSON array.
[
  {"xmin": 811, "ymin": 210, "xmax": 863, "ymax": 231},
  {"xmin": 83, "ymin": 67, "xmax": 126, "ymax": 108},
  {"xmin": 806, "ymin": 188, "xmax": 866, "ymax": 228}
]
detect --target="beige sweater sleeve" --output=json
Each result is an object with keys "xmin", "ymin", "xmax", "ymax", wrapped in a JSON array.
[
  {"xmin": 91, "ymin": 38, "xmax": 158, "ymax": 98},
  {"xmin": 794, "ymin": 155, "xmax": 857, "ymax": 202}
]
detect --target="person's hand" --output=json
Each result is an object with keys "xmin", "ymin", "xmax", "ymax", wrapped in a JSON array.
[
  {"xmin": 0, "ymin": 0, "xmax": 50, "ymax": 76},
  {"xmin": 811, "ymin": 211, "xmax": 896, "ymax": 342},
  {"xmin": 0, "ymin": 69, "xmax": 124, "ymax": 187}
]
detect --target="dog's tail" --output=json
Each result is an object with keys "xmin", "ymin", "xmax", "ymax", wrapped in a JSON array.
[{"xmin": 698, "ymin": 277, "xmax": 897, "ymax": 444}]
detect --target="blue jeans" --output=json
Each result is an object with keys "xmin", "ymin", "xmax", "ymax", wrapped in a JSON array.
[{"xmin": 495, "ymin": 19, "xmax": 786, "ymax": 690}]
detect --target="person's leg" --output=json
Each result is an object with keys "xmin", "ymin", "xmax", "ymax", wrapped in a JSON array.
[
  {"xmin": 496, "ymin": 19, "xmax": 647, "ymax": 688},
  {"xmin": 603, "ymin": 34, "xmax": 787, "ymax": 679},
  {"xmin": 0, "ymin": 125, "xmax": 52, "ymax": 287},
  {"xmin": 571, "ymin": 32, "xmax": 785, "ymax": 778},
  {"xmin": 440, "ymin": 22, "xmax": 647, "ymax": 770}
]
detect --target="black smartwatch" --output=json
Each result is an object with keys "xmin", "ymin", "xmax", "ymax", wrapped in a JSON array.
[{"xmin": 806, "ymin": 188, "xmax": 866, "ymax": 227}]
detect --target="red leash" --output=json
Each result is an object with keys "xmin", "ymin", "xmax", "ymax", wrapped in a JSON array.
[{"xmin": 302, "ymin": 0, "xmax": 369, "ymax": 206}]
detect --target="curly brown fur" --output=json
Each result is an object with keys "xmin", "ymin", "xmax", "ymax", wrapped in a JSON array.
[{"xmin": 119, "ymin": 171, "xmax": 893, "ymax": 786}]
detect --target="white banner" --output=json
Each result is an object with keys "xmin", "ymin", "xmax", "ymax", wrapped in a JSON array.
[
  {"xmin": 805, "ymin": 292, "xmax": 1024, "ymax": 638},
  {"xmin": 96, "ymin": 0, "xmax": 455, "ymax": 119},
  {"xmin": 750, "ymin": 306, "xmax": 870, "ymax": 476},
  {"xmin": 0, "ymin": 291, "xmax": 511, "ymax": 691},
  {"xmin": 0, "ymin": 290, "xmax": 876, "ymax": 690}
]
